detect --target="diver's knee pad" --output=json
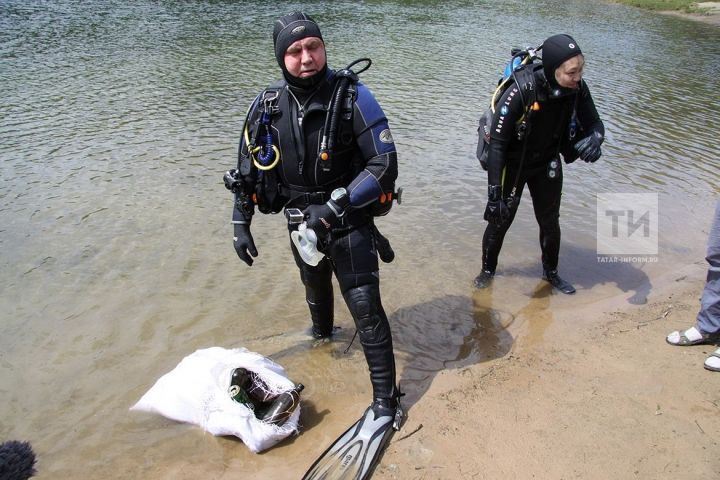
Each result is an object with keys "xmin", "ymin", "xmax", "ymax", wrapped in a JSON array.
[
  {"xmin": 343, "ymin": 284, "xmax": 384, "ymax": 335},
  {"xmin": 343, "ymin": 284, "xmax": 396, "ymax": 399}
]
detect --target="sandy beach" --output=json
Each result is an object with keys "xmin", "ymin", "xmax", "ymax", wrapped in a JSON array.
[
  {"xmin": 370, "ymin": 261, "xmax": 719, "ymax": 479},
  {"xmin": 137, "ymin": 261, "xmax": 720, "ymax": 480}
]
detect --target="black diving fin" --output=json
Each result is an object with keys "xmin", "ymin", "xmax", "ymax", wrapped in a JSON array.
[{"xmin": 302, "ymin": 403, "xmax": 403, "ymax": 480}]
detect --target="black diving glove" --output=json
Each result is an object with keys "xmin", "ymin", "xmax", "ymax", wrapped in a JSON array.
[
  {"xmin": 233, "ymin": 223, "xmax": 258, "ymax": 266},
  {"xmin": 483, "ymin": 185, "xmax": 510, "ymax": 226},
  {"xmin": 303, "ymin": 188, "xmax": 349, "ymax": 236},
  {"xmin": 573, "ymin": 131, "xmax": 603, "ymax": 163},
  {"xmin": 484, "ymin": 199, "xmax": 510, "ymax": 225}
]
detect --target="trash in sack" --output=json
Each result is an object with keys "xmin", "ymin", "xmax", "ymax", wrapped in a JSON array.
[{"xmin": 130, "ymin": 346, "xmax": 302, "ymax": 453}]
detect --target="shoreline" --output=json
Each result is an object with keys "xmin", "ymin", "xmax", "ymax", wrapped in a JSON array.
[
  {"xmin": 659, "ymin": 1, "xmax": 720, "ymax": 26},
  {"xmin": 610, "ymin": 0, "xmax": 720, "ymax": 26},
  {"xmin": 373, "ymin": 261, "xmax": 720, "ymax": 479},
  {"xmin": 659, "ymin": 9, "xmax": 720, "ymax": 26}
]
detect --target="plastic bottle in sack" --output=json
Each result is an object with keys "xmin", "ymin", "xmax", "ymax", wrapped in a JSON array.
[
  {"xmin": 228, "ymin": 368, "xmax": 254, "ymax": 407},
  {"xmin": 246, "ymin": 371, "xmax": 275, "ymax": 403},
  {"xmin": 260, "ymin": 383, "xmax": 304, "ymax": 426}
]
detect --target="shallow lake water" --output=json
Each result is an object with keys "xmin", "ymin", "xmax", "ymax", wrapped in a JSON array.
[{"xmin": 1, "ymin": 1, "xmax": 718, "ymax": 477}]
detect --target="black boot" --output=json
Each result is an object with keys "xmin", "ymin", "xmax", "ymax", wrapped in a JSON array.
[
  {"xmin": 308, "ymin": 299, "xmax": 334, "ymax": 338},
  {"xmin": 371, "ymin": 396, "xmax": 397, "ymax": 418},
  {"xmin": 543, "ymin": 269, "xmax": 576, "ymax": 294},
  {"xmin": 473, "ymin": 269, "xmax": 495, "ymax": 289},
  {"xmin": 371, "ymin": 388, "xmax": 404, "ymax": 430}
]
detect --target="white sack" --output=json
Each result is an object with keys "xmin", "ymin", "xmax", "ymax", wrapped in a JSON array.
[{"xmin": 130, "ymin": 346, "xmax": 300, "ymax": 453}]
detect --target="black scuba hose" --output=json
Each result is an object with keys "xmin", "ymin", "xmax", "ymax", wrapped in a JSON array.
[
  {"xmin": 325, "ymin": 77, "xmax": 350, "ymax": 155},
  {"xmin": 318, "ymin": 58, "xmax": 371, "ymax": 168}
]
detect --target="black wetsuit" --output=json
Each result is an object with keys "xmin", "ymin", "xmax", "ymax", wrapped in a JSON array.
[
  {"xmin": 483, "ymin": 65, "xmax": 604, "ymax": 273},
  {"xmin": 232, "ymin": 69, "xmax": 399, "ymax": 402}
]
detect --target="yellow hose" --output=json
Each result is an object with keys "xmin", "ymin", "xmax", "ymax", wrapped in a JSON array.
[
  {"xmin": 244, "ymin": 124, "xmax": 280, "ymax": 171},
  {"xmin": 252, "ymin": 145, "xmax": 281, "ymax": 171}
]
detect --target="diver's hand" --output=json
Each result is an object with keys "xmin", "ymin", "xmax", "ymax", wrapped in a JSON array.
[
  {"xmin": 574, "ymin": 131, "xmax": 603, "ymax": 163},
  {"xmin": 484, "ymin": 199, "xmax": 510, "ymax": 226},
  {"xmin": 233, "ymin": 223, "xmax": 257, "ymax": 266},
  {"xmin": 484, "ymin": 185, "xmax": 510, "ymax": 225},
  {"xmin": 303, "ymin": 202, "xmax": 342, "ymax": 236}
]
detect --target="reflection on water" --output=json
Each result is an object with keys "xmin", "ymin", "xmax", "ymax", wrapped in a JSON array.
[{"xmin": 1, "ymin": 0, "xmax": 719, "ymax": 477}]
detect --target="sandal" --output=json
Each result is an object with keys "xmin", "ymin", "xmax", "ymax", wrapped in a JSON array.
[
  {"xmin": 704, "ymin": 348, "xmax": 720, "ymax": 372},
  {"xmin": 666, "ymin": 326, "xmax": 720, "ymax": 346}
]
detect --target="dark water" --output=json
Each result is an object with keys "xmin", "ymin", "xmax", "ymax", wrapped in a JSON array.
[{"xmin": 1, "ymin": 1, "xmax": 719, "ymax": 477}]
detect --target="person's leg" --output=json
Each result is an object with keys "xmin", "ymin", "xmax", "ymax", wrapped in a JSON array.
[
  {"xmin": 667, "ymin": 201, "xmax": 720, "ymax": 347},
  {"xmin": 701, "ymin": 204, "xmax": 720, "ymax": 370},
  {"xmin": 331, "ymin": 224, "xmax": 399, "ymax": 415},
  {"xmin": 697, "ymin": 201, "xmax": 720, "ymax": 334},
  {"xmin": 290, "ymin": 238, "xmax": 334, "ymax": 338},
  {"xmin": 527, "ymin": 165, "xmax": 575, "ymax": 294},
  {"xmin": 475, "ymin": 173, "xmax": 526, "ymax": 288},
  {"xmin": 476, "ymin": 224, "xmax": 510, "ymax": 287}
]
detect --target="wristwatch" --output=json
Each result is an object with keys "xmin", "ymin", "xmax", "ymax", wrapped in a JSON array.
[{"xmin": 329, "ymin": 187, "xmax": 350, "ymax": 216}]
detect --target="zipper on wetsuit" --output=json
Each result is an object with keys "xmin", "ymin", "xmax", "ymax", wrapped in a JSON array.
[{"xmin": 287, "ymin": 87, "xmax": 307, "ymax": 175}]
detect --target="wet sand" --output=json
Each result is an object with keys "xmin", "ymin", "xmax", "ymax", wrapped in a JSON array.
[
  {"xmin": 371, "ymin": 261, "xmax": 720, "ymax": 479},
  {"xmin": 146, "ymin": 260, "xmax": 720, "ymax": 479}
]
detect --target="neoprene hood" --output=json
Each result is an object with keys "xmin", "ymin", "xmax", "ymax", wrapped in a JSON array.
[
  {"xmin": 273, "ymin": 12, "xmax": 327, "ymax": 88},
  {"xmin": 542, "ymin": 34, "xmax": 582, "ymax": 87}
]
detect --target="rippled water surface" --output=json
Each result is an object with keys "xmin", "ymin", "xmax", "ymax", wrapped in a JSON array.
[{"xmin": 1, "ymin": 1, "xmax": 719, "ymax": 477}]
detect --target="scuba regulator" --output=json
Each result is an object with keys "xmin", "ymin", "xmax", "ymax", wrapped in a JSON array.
[{"xmin": 249, "ymin": 90, "xmax": 281, "ymax": 171}]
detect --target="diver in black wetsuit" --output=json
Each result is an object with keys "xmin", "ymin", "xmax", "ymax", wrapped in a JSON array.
[
  {"xmin": 475, "ymin": 34, "xmax": 605, "ymax": 294},
  {"xmin": 224, "ymin": 12, "xmax": 400, "ymax": 419}
]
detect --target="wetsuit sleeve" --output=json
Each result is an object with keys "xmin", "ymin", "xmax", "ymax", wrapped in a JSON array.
[
  {"xmin": 232, "ymin": 94, "xmax": 262, "ymax": 224},
  {"xmin": 346, "ymin": 83, "xmax": 398, "ymax": 208},
  {"xmin": 576, "ymin": 81, "xmax": 604, "ymax": 139},
  {"xmin": 486, "ymin": 83, "xmax": 525, "ymax": 188}
]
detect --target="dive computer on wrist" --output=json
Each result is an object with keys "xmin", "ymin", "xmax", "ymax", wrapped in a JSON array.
[{"xmin": 329, "ymin": 187, "xmax": 350, "ymax": 216}]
